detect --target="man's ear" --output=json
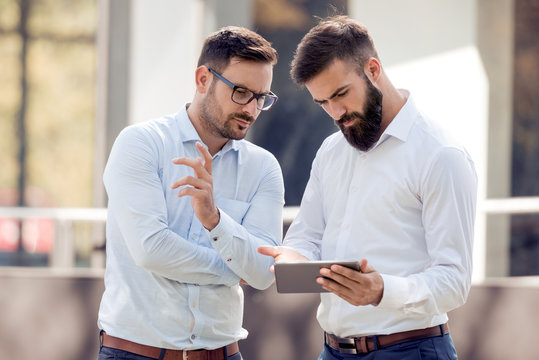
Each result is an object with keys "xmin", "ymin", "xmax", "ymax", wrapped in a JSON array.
[
  {"xmin": 364, "ymin": 57, "xmax": 381, "ymax": 83},
  {"xmin": 195, "ymin": 66, "xmax": 212, "ymax": 94}
]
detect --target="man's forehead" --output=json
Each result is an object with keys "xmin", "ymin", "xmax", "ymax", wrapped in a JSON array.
[
  {"xmin": 306, "ymin": 61, "xmax": 359, "ymax": 100},
  {"xmin": 222, "ymin": 60, "xmax": 273, "ymax": 92}
]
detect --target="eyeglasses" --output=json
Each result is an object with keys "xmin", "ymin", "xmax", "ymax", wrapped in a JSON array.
[{"xmin": 208, "ymin": 68, "xmax": 278, "ymax": 111}]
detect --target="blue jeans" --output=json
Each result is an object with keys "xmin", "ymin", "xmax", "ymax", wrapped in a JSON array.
[
  {"xmin": 97, "ymin": 345, "xmax": 243, "ymax": 360},
  {"xmin": 318, "ymin": 334, "xmax": 458, "ymax": 360}
]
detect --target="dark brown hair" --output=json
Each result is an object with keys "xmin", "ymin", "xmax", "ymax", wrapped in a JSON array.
[
  {"xmin": 197, "ymin": 26, "xmax": 277, "ymax": 72},
  {"xmin": 290, "ymin": 15, "xmax": 379, "ymax": 85}
]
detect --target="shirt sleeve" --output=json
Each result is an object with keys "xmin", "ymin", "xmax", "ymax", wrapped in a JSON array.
[
  {"xmin": 378, "ymin": 147, "xmax": 478, "ymax": 315},
  {"xmin": 282, "ymin": 151, "xmax": 325, "ymax": 261},
  {"xmin": 208, "ymin": 155, "xmax": 285, "ymax": 290},
  {"xmin": 104, "ymin": 126, "xmax": 240, "ymax": 286}
]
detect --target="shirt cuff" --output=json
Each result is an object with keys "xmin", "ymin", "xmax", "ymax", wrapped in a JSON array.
[
  {"xmin": 203, "ymin": 211, "xmax": 241, "ymax": 287},
  {"xmin": 377, "ymin": 273, "xmax": 409, "ymax": 310},
  {"xmin": 206, "ymin": 210, "xmax": 242, "ymax": 284}
]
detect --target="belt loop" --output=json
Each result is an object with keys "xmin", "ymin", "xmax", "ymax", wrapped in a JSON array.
[
  {"xmin": 439, "ymin": 324, "xmax": 445, "ymax": 337},
  {"xmin": 372, "ymin": 335, "xmax": 379, "ymax": 351},
  {"xmin": 99, "ymin": 330, "xmax": 104, "ymax": 349},
  {"xmin": 158, "ymin": 348, "xmax": 166, "ymax": 360}
]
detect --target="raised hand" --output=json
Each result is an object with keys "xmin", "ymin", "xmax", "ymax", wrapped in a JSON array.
[{"xmin": 171, "ymin": 142, "xmax": 220, "ymax": 230}]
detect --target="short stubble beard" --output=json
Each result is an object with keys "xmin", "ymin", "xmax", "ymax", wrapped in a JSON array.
[{"xmin": 200, "ymin": 82, "xmax": 255, "ymax": 141}]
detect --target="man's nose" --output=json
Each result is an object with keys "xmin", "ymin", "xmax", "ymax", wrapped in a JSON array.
[
  {"xmin": 242, "ymin": 99, "xmax": 259, "ymax": 116},
  {"xmin": 327, "ymin": 102, "xmax": 346, "ymax": 121}
]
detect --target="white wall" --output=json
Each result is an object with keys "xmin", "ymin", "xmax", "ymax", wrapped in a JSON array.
[
  {"xmin": 129, "ymin": 0, "xmax": 205, "ymax": 124},
  {"xmin": 349, "ymin": 0, "xmax": 489, "ymax": 282}
]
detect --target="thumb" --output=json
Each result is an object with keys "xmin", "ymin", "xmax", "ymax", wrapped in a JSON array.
[{"xmin": 359, "ymin": 258, "xmax": 376, "ymax": 273}]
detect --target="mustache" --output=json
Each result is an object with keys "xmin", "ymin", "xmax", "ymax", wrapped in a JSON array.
[
  {"xmin": 336, "ymin": 112, "xmax": 362, "ymax": 126},
  {"xmin": 230, "ymin": 112, "xmax": 255, "ymax": 123}
]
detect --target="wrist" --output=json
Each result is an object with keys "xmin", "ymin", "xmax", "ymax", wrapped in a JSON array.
[{"xmin": 204, "ymin": 207, "xmax": 220, "ymax": 230}]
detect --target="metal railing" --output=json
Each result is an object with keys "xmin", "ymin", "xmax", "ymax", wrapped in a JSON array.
[{"xmin": 1, "ymin": 197, "xmax": 539, "ymax": 268}]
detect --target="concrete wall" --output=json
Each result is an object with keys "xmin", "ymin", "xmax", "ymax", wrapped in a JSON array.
[{"xmin": 1, "ymin": 268, "xmax": 538, "ymax": 360}]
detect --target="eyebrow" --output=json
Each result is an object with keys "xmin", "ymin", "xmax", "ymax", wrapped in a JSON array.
[
  {"xmin": 313, "ymin": 85, "xmax": 350, "ymax": 105},
  {"xmin": 211, "ymin": 69, "xmax": 271, "ymax": 95}
]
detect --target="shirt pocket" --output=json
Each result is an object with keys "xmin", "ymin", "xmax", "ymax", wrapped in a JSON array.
[{"xmin": 215, "ymin": 198, "xmax": 251, "ymax": 224}]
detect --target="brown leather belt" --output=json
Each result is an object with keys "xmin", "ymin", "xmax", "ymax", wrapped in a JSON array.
[
  {"xmin": 101, "ymin": 331, "xmax": 239, "ymax": 360},
  {"xmin": 325, "ymin": 323, "xmax": 449, "ymax": 355}
]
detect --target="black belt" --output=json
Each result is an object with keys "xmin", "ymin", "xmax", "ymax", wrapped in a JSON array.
[{"xmin": 325, "ymin": 323, "xmax": 449, "ymax": 355}]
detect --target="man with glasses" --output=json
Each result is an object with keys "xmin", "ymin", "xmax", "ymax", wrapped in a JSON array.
[
  {"xmin": 97, "ymin": 26, "xmax": 283, "ymax": 360},
  {"xmin": 260, "ymin": 16, "xmax": 477, "ymax": 359}
]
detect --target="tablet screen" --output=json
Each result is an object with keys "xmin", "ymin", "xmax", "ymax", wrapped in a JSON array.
[{"xmin": 274, "ymin": 260, "xmax": 360, "ymax": 293}]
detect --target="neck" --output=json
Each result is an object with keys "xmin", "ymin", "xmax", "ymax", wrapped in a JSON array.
[
  {"xmin": 379, "ymin": 76, "xmax": 407, "ymax": 135},
  {"xmin": 186, "ymin": 101, "xmax": 227, "ymax": 156}
]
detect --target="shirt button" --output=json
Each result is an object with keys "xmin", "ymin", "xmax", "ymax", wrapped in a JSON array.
[
  {"xmin": 191, "ymin": 234, "xmax": 198, "ymax": 240},
  {"xmin": 227, "ymin": 258, "xmax": 232, "ymax": 262},
  {"xmin": 191, "ymin": 334, "xmax": 196, "ymax": 340},
  {"xmin": 212, "ymin": 236, "xmax": 218, "ymax": 242},
  {"xmin": 191, "ymin": 302, "xmax": 196, "ymax": 307}
]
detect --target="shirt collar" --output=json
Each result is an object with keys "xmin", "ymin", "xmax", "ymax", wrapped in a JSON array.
[
  {"xmin": 177, "ymin": 104, "xmax": 241, "ymax": 155},
  {"xmin": 177, "ymin": 104, "xmax": 201, "ymax": 142},
  {"xmin": 374, "ymin": 90, "xmax": 418, "ymax": 147}
]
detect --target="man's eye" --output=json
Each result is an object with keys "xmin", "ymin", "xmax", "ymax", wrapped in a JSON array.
[
  {"xmin": 337, "ymin": 90, "xmax": 348, "ymax": 97},
  {"xmin": 235, "ymin": 88, "xmax": 249, "ymax": 95}
]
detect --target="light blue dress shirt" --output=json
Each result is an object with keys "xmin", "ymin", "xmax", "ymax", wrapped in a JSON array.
[{"xmin": 97, "ymin": 105, "xmax": 284, "ymax": 350}]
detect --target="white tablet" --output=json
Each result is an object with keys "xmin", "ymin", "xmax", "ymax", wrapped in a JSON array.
[{"xmin": 274, "ymin": 260, "xmax": 361, "ymax": 293}]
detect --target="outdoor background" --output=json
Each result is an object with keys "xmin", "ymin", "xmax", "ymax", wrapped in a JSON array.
[{"xmin": 1, "ymin": 0, "xmax": 539, "ymax": 359}]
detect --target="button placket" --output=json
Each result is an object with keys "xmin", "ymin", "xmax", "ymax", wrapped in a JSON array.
[
  {"xmin": 337, "ymin": 155, "xmax": 363, "ymax": 258},
  {"xmin": 187, "ymin": 283, "xmax": 201, "ymax": 346}
]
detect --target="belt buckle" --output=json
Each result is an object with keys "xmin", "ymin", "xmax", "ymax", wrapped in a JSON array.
[{"xmin": 335, "ymin": 337, "xmax": 358, "ymax": 355}]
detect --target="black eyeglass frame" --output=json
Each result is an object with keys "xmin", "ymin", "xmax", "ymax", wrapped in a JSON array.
[{"xmin": 208, "ymin": 68, "xmax": 278, "ymax": 111}]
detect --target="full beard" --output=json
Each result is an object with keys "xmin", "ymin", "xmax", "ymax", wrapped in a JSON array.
[{"xmin": 336, "ymin": 77, "xmax": 383, "ymax": 151}]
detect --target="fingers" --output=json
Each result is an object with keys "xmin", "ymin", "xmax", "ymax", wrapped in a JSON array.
[
  {"xmin": 258, "ymin": 247, "xmax": 278, "ymax": 274},
  {"xmin": 174, "ymin": 185, "xmax": 207, "ymax": 198},
  {"xmin": 318, "ymin": 260, "xmax": 384, "ymax": 306},
  {"xmin": 170, "ymin": 175, "xmax": 209, "ymax": 191},
  {"xmin": 172, "ymin": 157, "xmax": 211, "ymax": 182},
  {"xmin": 195, "ymin": 142, "xmax": 213, "ymax": 175},
  {"xmin": 319, "ymin": 266, "xmax": 358, "ymax": 289},
  {"xmin": 257, "ymin": 245, "xmax": 280, "ymax": 258}
]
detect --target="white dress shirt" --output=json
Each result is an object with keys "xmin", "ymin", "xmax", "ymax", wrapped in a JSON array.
[
  {"xmin": 97, "ymin": 105, "xmax": 284, "ymax": 349},
  {"xmin": 284, "ymin": 91, "xmax": 477, "ymax": 337}
]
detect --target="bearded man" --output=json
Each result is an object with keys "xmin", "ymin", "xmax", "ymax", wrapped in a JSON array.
[
  {"xmin": 259, "ymin": 16, "xmax": 477, "ymax": 360},
  {"xmin": 97, "ymin": 26, "xmax": 283, "ymax": 360}
]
